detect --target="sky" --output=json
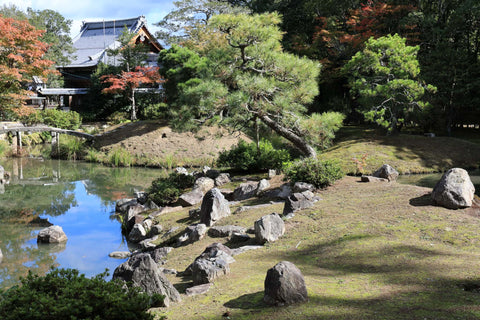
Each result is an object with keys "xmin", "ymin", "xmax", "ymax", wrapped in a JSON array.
[{"xmin": 0, "ymin": 0, "xmax": 175, "ymax": 39}]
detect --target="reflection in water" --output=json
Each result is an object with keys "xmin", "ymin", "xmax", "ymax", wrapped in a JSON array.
[
  {"xmin": 0, "ymin": 158, "xmax": 161, "ymax": 289},
  {"xmin": 397, "ymin": 170, "xmax": 480, "ymax": 195}
]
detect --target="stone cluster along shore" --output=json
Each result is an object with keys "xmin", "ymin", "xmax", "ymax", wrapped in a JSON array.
[
  {"xmin": 3, "ymin": 164, "xmax": 474, "ymax": 309},
  {"xmin": 109, "ymin": 164, "xmax": 476, "ymax": 308}
]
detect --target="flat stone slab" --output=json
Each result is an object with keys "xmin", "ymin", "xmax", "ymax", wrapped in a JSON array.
[
  {"xmin": 109, "ymin": 251, "xmax": 131, "ymax": 259},
  {"xmin": 185, "ymin": 283, "xmax": 213, "ymax": 296},
  {"xmin": 231, "ymin": 245, "xmax": 264, "ymax": 256},
  {"xmin": 361, "ymin": 175, "xmax": 389, "ymax": 183}
]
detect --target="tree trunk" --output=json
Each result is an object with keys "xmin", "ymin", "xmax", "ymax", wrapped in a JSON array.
[
  {"xmin": 259, "ymin": 114, "xmax": 317, "ymax": 158},
  {"xmin": 130, "ymin": 89, "xmax": 137, "ymax": 121}
]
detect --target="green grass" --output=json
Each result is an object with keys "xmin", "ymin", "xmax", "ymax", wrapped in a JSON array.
[
  {"xmin": 320, "ymin": 126, "xmax": 480, "ymax": 175},
  {"xmin": 149, "ymin": 176, "xmax": 480, "ymax": 320}
]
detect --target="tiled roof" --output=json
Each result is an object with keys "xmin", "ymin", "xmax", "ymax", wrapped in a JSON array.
[{"xmin": 65, "ymin": 16, "xmax": 147, "ymax": 68}]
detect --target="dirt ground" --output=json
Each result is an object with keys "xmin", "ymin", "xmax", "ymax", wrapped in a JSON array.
[{"xmin": 93, "ymin": 121, "xmax": 252, "ymax": 161}]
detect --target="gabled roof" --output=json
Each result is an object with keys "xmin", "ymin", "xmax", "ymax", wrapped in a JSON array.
[{"xmin": 64, "ymin": 16, "xmax": 162, "ymax": 69}]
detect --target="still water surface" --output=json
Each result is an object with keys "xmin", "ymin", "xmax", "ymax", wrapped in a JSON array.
[
  {"xmin": 397, "ymin": 169, "xmax": 480, "ymax": 195},
  {"xmin": 0, "ymin": 158, "xmax": 161, "ymax": 289}
]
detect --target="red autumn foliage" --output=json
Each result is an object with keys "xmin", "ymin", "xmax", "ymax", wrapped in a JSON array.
[
  {"xmin": 101, "ymin": 66, "xmax": 164, "ymax": 120},
  {"xmin": 308, "ymin": 1, "xmax": 417, "ymax": 77},
  {"xmin": 0, "ymin": 15, "xmax": 57, "ymax": 113}
]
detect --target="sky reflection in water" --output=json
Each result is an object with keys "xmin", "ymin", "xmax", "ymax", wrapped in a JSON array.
[{"xmin": 0, "ymin": 159, "xmax": 159, "ymax": 289}]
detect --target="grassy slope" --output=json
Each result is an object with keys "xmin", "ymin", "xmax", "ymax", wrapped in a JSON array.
[
  {"xmin": 320, "ymin": 126, "xmax": 480, "ymax": 175},
  {"xmin": 152, "ymin": 176, "xmax": 480, "ymax": 320}
]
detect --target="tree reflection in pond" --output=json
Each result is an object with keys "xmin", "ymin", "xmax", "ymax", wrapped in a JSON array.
[{"xmin": 0, "ymin": 158, "xmax": 160, "ymax": 289}]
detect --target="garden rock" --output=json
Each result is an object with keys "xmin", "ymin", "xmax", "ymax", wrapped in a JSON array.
[
  {"xmin": 263, "ymin": 184, "xmax": 292, "ymax": 200},
  {"xmin": 177, "ymin": 224, "xmax": 207, "ymax": 246},
  {"xmin": 193, "ymin": 177, "xmax": 215, "ymax": 194},
  {"xmin": 175, "ymin": 167, "xmax": 189, "ymax": 175},
  {"xmin": 231, "ymin": 245, "xmax": 263, "ymax": 256},
  {"xmin": 185, "ymin": 283, "xmax": 213, "ymax": 296},
  {"xmin": 373, "ymin": 164, "xmax": 399, "ymax": 182},
  {"xmin": 431, "ymin": 168, "xmax": 475, "ymax": 209},
  {"xmin": 208, "ymin": 225, "xmax": 246, "ymax": 238},
  {"xmin": 188, "ymin": 243, "xmax": 235, "ymax": 285},
  {"xmin": 199, "ymin": 188, "xmax": 231, "ymax": 226},
  {"xmin": 264, "ymin": 261, "xmax": 308, "ymax": 306},
  {"xmin": 268, "ymin": 169, "xmax": 277, "ymax": 179},
  {"xmin": 177, "ymin": 189, "xmax": 204, "ymax": 207},
  {"xmin": 109, "ymin": 251, "xmax": 131, "ymax": 259},
  {"xmin": 149, "ymin": 224, "xmax": 163, "ymax": 237},
  {"xmin": 283, "ymin": 191, "xmax": 316, "ymax": 216},
  {"xmin": 256, "ymin": 179, "xmax": 271, "ymax": 195},
  {"xmin": 293, "ymin": 182, "xmax": 315, "ymax": 193},
  {"xmin": 215, "ymin": 173, "xmax": 231, "ymax": 187},
  {"xmin": 0, "ymin": 248, "xmax": 2, "ymax": 263},
  {"xmin": 37, "ymin": 225, "xmax": 68, "ymax": 243},
  {"xmin": 134, "ymin": 191, "xmax": 148, "ymax": 204},
  {"xmin": 115, "ymin": 198, "xmax": 138, "ymax": 214},
  {"xmin": 206, "ymin": 169, "xmax": 221, "ymax": 179},
  {"xmin": 254, "ymin": 213, "xmax": 285, "ymax": 244},
  {"xmin": 230, "ymin": 232, "xmax": 251, "ymax": 243},
  {"xmin": 128, "ymin": 223, "xmax": 147, "ymax": 243},
  {"xmin": 232, "ymin": 181, "xmax": 258, "ymax": 201},
  {"xmin": 113, "ymin": 253, "xmax": 181, "ymax": 307},
  {"xmin": 361, "ymin": 175, "xmax": 388, "ymax": 183},
  {"xmin": 139, "ymin": 236, "xmax": 158, "ymax": 249},
  {"xmin": 148, "ymin": 247, "xmax": 172, "ymax": 265}
]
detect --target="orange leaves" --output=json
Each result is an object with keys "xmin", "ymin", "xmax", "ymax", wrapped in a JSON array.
[
  {"xmin": 0, "ymin": 15, "xmax": 56, "ymax": 112},
  {"xmin": 101, "ymin": 66, "xmax": 164, "ymax": 94}
]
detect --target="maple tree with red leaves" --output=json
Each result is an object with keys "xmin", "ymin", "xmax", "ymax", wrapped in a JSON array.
[
  {"xmin": 310, "ymin": 1, "xmax": 417, "ymax": 78},
  {"xmin": 101, "ymin": 66, "xmax": 164, "ymax": 120},
  {"xmin": 0, "ymin": 15, "xmax": 56, "ymax": 119}
]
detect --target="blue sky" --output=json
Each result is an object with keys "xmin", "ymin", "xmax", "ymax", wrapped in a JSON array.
[{"xmin": 0, "ymin": 0, "xmax": 175, "ymax": 38}]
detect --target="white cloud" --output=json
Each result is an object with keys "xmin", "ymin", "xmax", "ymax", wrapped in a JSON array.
[{"xmin": 0, "ymin": 0, "xmax": 175, "ymax": 38}]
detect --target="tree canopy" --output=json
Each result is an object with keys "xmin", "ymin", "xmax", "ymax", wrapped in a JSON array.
[
  {"xmin": 0, "ymin": 15, "xmax": 56, "ymax": 119},
  {"xmin": 343, "ymin": 34, "xmax": 436, "ymax": 132},
  {"xmin": 159, "ymin": 12, "xmax": 329, "ymax": 157}
]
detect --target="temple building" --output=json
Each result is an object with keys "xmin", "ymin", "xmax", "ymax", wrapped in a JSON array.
[{"xmin": 37, "ymin": 16, "xmax": 163, "ymax": 110}]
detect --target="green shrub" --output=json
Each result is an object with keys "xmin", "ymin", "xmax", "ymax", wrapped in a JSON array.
[
  {"xmin": 51, "ymin": 136, "xmax": 85, "ymax": 160},
  {"xmin": 217, "ymin": 139, "xmax": 290, "ymax": 172},
  {"xmin": 283, "ymin": 157, "xmax": 344, "ymax": 188},
  {"xmin": 21, "ymin": 109, "xmax": 82, "ymax": 130},
  {"xmin": 108, "ymin": 148, "xmax": 134, "ymax": 167},
  {"xmin": 84, "ymin": 148, "xmax": 104, "ymax": 163},
  {"xmin": 148, "ymin": 172, "xmax": 195, "ymax": 205},
  {"xmin": 0, "ymin": 268, "xmax": 162, "ymax": 320}
]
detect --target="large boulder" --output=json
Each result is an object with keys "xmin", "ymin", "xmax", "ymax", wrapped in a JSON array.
[
  {"xmin": 262, "ymin": 184, "xmax": 292, "ymax": 200},
  {"xmin": 254, "ymin": 213, "xmax": 285, "ymax": 244},
  {"xmin": 215, "ymin": 173, "xmax": 231, "ymax": 187},
  {"xmin": 177, "ymin": 189, "xmax": 204, "ymax": 207},
  {"xmin": 256, "ymin": 179, "xmax": 271, "ymax": 195},
  {"xmin": 264, "ymin": 261, "xmax": 308, "ymax": 306},
  {"xmin": 199, "ymin": 188, "xmax": 231, "ymax": 226},
  {"xmin": 193, "ymin": 177, "xmax": 215, "ymax": 194},
  {"xmin": 232, "ymin": 181, "xmax": 258, "ymax": 201},
  {"xmin": 431, "ymin": 168, "xmax": 475, "ymax": 209},
  {"xmin": 113, "ymin": 253, "xmax": 181, "ymax": 307},
  {"xmin": 37, "ymin": 225, "xmax": 68, "ymax": 243},
  {"xmin": 115, "ymin": 198, "xmax": 138, "ymax": 214},
  {"xmin": 187, "ymin": 243, "xmax": 235, "ymax": 285},
  {"xmin": 283, "ymin": 191, "xmax": 316, "ymax": 216},
  {"xmin": 128, "ymin": 223, "xmax": 147, "ymax": 243},
  {"xmin": 373, "ymin": 164, "xmax": 399, "ymax": 182},
  {"xmin": 293, "ymin": 182, "xmax": 315, "ymax": 193}
]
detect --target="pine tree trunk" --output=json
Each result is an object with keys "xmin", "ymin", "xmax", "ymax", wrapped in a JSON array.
[{"xmin": 259, "ymin": 114, "xmax": 317, "ymax": 158}]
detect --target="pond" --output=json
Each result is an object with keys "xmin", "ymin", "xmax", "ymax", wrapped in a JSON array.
[
  {"xmin": 397, "ymin": 169, "xmax": 480, "ymax": 195},
  {"xmin": 0, "ymin": 158, "xmax": 163, "ymax": 289}
]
